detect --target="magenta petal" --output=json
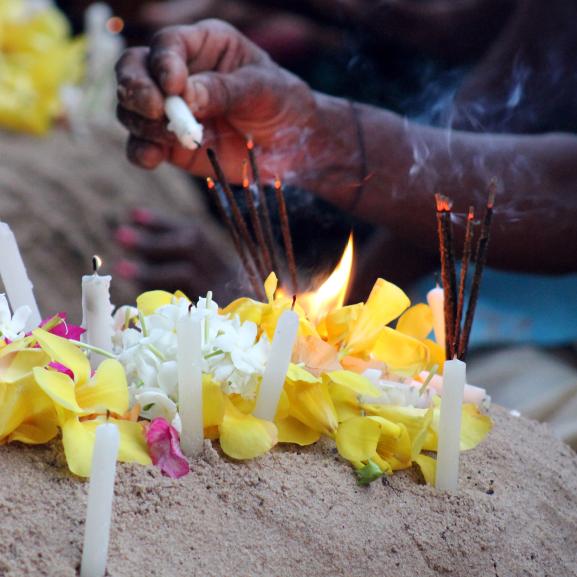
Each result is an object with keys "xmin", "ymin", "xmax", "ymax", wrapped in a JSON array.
[
  {"xmin": 48, "ymin": 361, "xmax": 75, "ymax": 379},
  {"xmin": 146, "ymin": 418, "xmax": 190, "ymax": 479}
]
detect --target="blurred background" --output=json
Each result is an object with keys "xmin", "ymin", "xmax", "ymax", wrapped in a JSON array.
[{"xmin": 0, "ymin": 0, "xmax": 576, "ymax": 446}]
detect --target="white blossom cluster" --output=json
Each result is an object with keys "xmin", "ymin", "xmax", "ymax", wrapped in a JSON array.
[
  {"xmin": 0, "ymin": 294, "xmax": 31, "ymax": 341},
  {"xmin": 115, "ymin": 295, "xmax": 270, "ymax": 428}
]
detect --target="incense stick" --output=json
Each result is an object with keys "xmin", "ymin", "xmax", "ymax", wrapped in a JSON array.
[
  {"xmin": 274, "ymin": 178, "xmax": 299, "ymax": 294},
  {"xmin": 206, "ymin": 148, "xmax": 266, "ymax": 282},
  {"xmin": 458, "ymin": 184, "xmax": 496, "ymax": 359},
  {"xmin": 435, "ymin": 193, "xmax": 457, "ymax": 359},
  {"xmin": 242, "ymin": 161, "xmax": 272, "ymax": 276},
  {"xmin": 453, "ymin": 205, "xmax": 475, "ymax": 356},
  {"xmin": 246, "ymin": 138, "xmax": 280, "ymax": 274},
  {"xmin": 205, "ymin": 177, "xmax": 263, "ymax": 299}
]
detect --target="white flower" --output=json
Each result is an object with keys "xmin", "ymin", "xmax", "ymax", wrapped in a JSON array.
[
  {"xmin": 361, "ymin": 369, "xmax": 432, "ymax": 408},
  {"xmin": 116, "ymin": 294, "xmax": 271, "ymax": 411},
  {"xmin": 0, "ymin": 294, "xmax": 31, "ymax": 341}
]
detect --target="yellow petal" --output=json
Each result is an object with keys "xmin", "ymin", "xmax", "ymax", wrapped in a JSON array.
[
  {"xmin": 286, "ymin": 363, "xmax": 320, "ymax": 384},
  {"xmin": 60, "ymin": 416, "xmax": 151, "ymax": 477},
  {"xmin": 375, "ymin": 421, "xmax": 412, "ymax": 470},
  {"xmin": 365, "ymin": 405, "xmax": 432, "ymax": 460},
  {"xmin": 33, "ymin": 367, "xmax": 83, "ymax": 413},
  {"xmin": 0, "ymin": 348, "xmax": 50, "ymax": 383},
  {"xmin": 371, "ymin": 327, "xmax": 429, "ymax": 377},
  {"xmin": 423, "ymin": 339, "xmax": 445, "ymax": 370},
  {"xmin": 396, "ymin": 303, "xmax": 433, "ymax": 340},
  {"xmin": 136, "ymin": 290, "xmax": 175, "ymax": 315},
  {"xmin": 33, "ymin": 328, "xmax": 90, "ymax": 384},
  {"xmin": 285, "ymin": 379, "xmax": 338, "ymax": 437},
  {"xmin": 76, "ymin": 359, "xmax": 129, "ymax": 415},
  {"xmin": 323, "ymin": 303, "xmax": 363, "ymax": 346},
  {"xmin": 219, "ymin": 399, "xmax": 278, "ymax": 460},
  {"xmin": 414, "ymin": 454, "xmax": 436, "ymax": 485},
  {"xmin": 203, "ymin": 375, "xmax": 225, "ymax": 428},
  {"xmin": 335, "ymin": 416, "xmax": 381, "ymax": 462},
  {"xmin": 264, "ymin": 272, "xmax": 278, "ymax": 302},
  {"xmin": 276, "ymin": 416, "xmax": 321, "ymax": 446},
  {"xmin": 274, "ymin": 388, "xmax": 290, "ymax": 421},
  {"xmin": 345, "ymin": 279, "xmax": 411, "ymax": 355},
  {"xmin": 0, "ymin": 379, "xmax": 58, "ymax": 444},
  {"xmin": 326, "ymin": 370, "xmax": 381, "ymax": 422},
  {"xmin": 221, "ymin": 298, "xmax": 264, "ymax": 326}
]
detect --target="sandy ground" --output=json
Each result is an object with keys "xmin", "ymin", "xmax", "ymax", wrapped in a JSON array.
[{"xmin": 0, "ymin": 406, "xmax": 576, "ymax": 577}]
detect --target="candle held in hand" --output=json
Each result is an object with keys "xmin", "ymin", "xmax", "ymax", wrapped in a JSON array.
[
  {"xmin": 435, "ymin": 359, "xmax": 466, "ymax": 491},
  {"xmin": 165, "ymin": 96, "xmax": 204, "ymax": 150},
  {"xmin": 80, "ymin": 422, "xmax": 120, "ymax": 577},
  {"xmin": 177, "ymin": 310, "xmax": 204, "ymax": 457},
  {"xmin": 82, "ymin": 257, "xmax": 114, "ymax": 367},
  {"xmin": 427, "ymin": 285, "xmax": 445, "ymax": 352},
  {"xmin": 253, "ymin": 310, "xmax": 299, "ymax": 421},
  {"xmin": 0, "ymin": 222, "xmax": 41, "ymax": 330}
]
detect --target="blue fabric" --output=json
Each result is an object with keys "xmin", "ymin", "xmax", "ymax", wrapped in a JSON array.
[{"xmin": 412, "ymin": 268, "xmax": 577, "ymax": 347}]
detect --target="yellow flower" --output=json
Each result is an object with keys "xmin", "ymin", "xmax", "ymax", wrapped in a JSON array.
[
  {"xmin": 219, "ymin": 398, "xmax": 277, "ymax": 459},
  {"xmin": 30, "ymin": 329, "xmax": 150, "ymax": 477},
  {"xmin": 136, "ymin": 290, "xmax": 189, "ymax": 315}
]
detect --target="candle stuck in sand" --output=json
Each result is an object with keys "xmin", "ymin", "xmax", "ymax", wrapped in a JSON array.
[
  {"xmin": 435, "ymin": 359, "xmax": 466, "ymax": 491},
  {"xmin": 177, "ymin": 307, "xmax": 204, "ymax": 457},
  {"xmin": 82, "ymin": 256, "xmax": 114, "ymax": 367},
  {"xmin": 80, "ymin": 421, "xmax": 119, "ymax": 577},
  {"xmin": 165, "ymin": 96, "xmax": 204, "ymax": 150},
  {"xmin": 253, "ymin": 309, "xmax": 299, "ymax": 421},
  {"xmin": 0, "ymin": 222, "xmax": 42, "ymax": 330}
]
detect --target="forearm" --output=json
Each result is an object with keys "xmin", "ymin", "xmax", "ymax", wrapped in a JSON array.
[{"xmin": 307, "ymin": 93, "xmax": 577, "ymax": 273}]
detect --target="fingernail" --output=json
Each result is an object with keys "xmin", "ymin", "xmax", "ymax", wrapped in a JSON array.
[
  {"xmin": 115, "ymin": 226, "xmax": 139, "ymax": 248},
  {"xmin": 191, "ymin": 81, "xmax": 209, "ymax": 109},
  {"xmin": 115, "ymin": 260, "xmax": 139, "ymax": 280},
  {"xmin": 131, "ymin": 208, "xmax": 154, "ymax": 225}
]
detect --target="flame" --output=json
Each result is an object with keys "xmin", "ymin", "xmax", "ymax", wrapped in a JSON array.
[
  {"xmin": 435, "ymin": 193, "xmax": 452, "ymax": 212},
  {"xmin": 293, "ymin": 234, "xmax": 354, "ymax": 324}
]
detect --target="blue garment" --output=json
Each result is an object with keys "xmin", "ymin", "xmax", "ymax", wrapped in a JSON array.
[{"xmin": 412, "ymin": 268, "xmax": 577, "ymax": 347}]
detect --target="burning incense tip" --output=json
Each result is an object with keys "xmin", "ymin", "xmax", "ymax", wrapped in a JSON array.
[
  {"xmin": 435, "ymin": 193, "xmax": 453, "ymax": 212},
  {"xmin": 206, "ymin": 177, "xmax": 215, "ymax": 189},
  {"xmin": 274, "ymin": 178, "xmax": 282, "ymax": 190},
  {"xmin": 246, "ymin": 137, "xmax": 254, "ymax": 151},
  {"xmin": 242, "ymin": 160, "xmax": 250, "ymax": 189},
  {"xmin": 487, "ymin": 180, "xmax": 497, "ymax": 209},
  {"xmin": 467, "ymin": 206, "xmax": 475, "ymax": 221}
]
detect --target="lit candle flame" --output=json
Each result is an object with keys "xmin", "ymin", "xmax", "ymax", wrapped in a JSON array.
[
  {"xmin": 281, "ymin": 234, "xmax": 354, "ymax": 324},
  {"xmin": 92, "ymin": 255, "xmax": 103, "ymax": 274}
]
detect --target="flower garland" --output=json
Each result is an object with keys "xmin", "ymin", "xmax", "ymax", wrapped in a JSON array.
[{"xmin": 0, "ymin": 274, "xmax": 492, "ymax": 485}]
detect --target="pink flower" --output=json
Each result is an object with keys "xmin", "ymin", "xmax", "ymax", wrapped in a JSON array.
[
  {"xmin": 48, "ymin": 361, "xmax": 74, "ymax": 379},
  {"xmin": 145, "ymin": 418, "xmax": 190, "ymax": 479},
  {"xmin": 41, "ymin": 313, "xmax": 85, "ymax": 341}
]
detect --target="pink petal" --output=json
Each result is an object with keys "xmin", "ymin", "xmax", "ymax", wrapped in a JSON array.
[
  {"xmin": 145, "ymin": 418, "xmax": 190, "ymax": 479},
  {"xmin": 48, "ymin": 361, "xmax": 75, "ymax": 379},
  {"xmin": 41, "ymin": 313, "xmax": 85, "ymax": 340}
]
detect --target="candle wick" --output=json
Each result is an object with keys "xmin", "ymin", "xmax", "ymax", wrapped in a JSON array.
[
  {"xmin": 188, "ymin": 303, "xmax": 193, "ymax": 314},
  {"xmin": 106, "ymin": 409, "xmax": 110, "ymax": 422},
  {"xmin": 92, "ymin": 255, "xmax": 102, "ymax": 274},
  {"xmin": 291, "ymin": 295, "xmax": 296, "ymax": 311}
]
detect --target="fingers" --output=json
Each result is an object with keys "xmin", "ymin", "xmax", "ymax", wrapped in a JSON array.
[
  {"xmin": 126, "ymin": 135, "xmax": 168, "ymax": 170},
  {"xmin": 148, "ymin": 20, "xmax": 269, "ymax": 96},
  {"xmin": 115, "ymin": 259, "xmax": 197, "ymax": 292},
  {"xmin": 115, "ymin": 47, "xmax": 165, "ymax": 120},
  {"xmin": 129, "ymin": 209, "xmax": 191, "ymax": 232}
]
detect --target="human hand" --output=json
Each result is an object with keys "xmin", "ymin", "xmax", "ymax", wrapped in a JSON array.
[
  {"xmin": 114, "ymin": 208, "xmax": 244, "ymax": 303},
  {"xmin": 115, "ymin": 19, "xmax": 338, "ymax": 186}
]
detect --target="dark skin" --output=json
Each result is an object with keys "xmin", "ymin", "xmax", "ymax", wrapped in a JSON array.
[{"xmin": 116, "ymin": 19, "xmax": 577, "ymax": 277}]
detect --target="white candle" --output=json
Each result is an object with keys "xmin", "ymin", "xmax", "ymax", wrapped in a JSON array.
[
  {"xmin": 435, "ymin": 359, "xmax": 466, "ymax": 491},
  {"xmin": 0, "ymin": 222, "xmax": 41, "ymax": 331},
  {"xmin": 253, "ymin": 310, "xmax": 299, "ymax": 421},
  {"xmin": 165, "ymin": 96, "xmax": 204, "ymax": 150},
  {"xmin": 417, "ymin": 372, "xmax": 487, "ymax": 406},
  {"xmin": 80, "ymin": 422, "xmax": 120, "ymax": 577},
  {"xmin": 176, "ymin": 309, "xmax": 204, "ymax": 457},
  {"xmin": 82, "ymin": 257, "xmax": 114, "ymax": 367},
  {"xmin": 427, "ymin": 285, "xmax": 445, "ymax": 351}
]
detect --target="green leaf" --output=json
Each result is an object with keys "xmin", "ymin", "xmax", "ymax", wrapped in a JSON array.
[{"xmin": 356, "ymin": 459, "xmax": 383, "ymax": 486}]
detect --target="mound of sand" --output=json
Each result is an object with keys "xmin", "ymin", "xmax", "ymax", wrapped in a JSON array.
[{"xmin": 0, "ymin": 406, "xmax": 576, "ymax": 577}]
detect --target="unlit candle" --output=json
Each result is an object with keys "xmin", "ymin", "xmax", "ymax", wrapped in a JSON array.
[
  {"xmin": 253, "ymin": 310, "xmax": 299, "ymax": 421},
  {"xmin": 80, "ymin": 422, "xmax": 120, "ymax": 577},
  {"xmin": 435, "ymin": 359, "xmax": 466, "ymax": 491},
  {"xmin": 165, "ymin": 96, "xmax": 204, "ymax": 150}
]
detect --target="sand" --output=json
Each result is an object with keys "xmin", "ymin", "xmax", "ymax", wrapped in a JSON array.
[{"xmin": 0, "ymin": 406, "xmax": 576, "ymax": 577}]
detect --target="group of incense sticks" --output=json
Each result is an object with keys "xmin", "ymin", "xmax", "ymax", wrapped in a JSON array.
[
  {"xmin": 205, "ymin": 139, "xmax": 299, "ymax": 300},
  {"xmin": 435, "ymin": 181, "xmax": 496, "ymax": 360}
]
